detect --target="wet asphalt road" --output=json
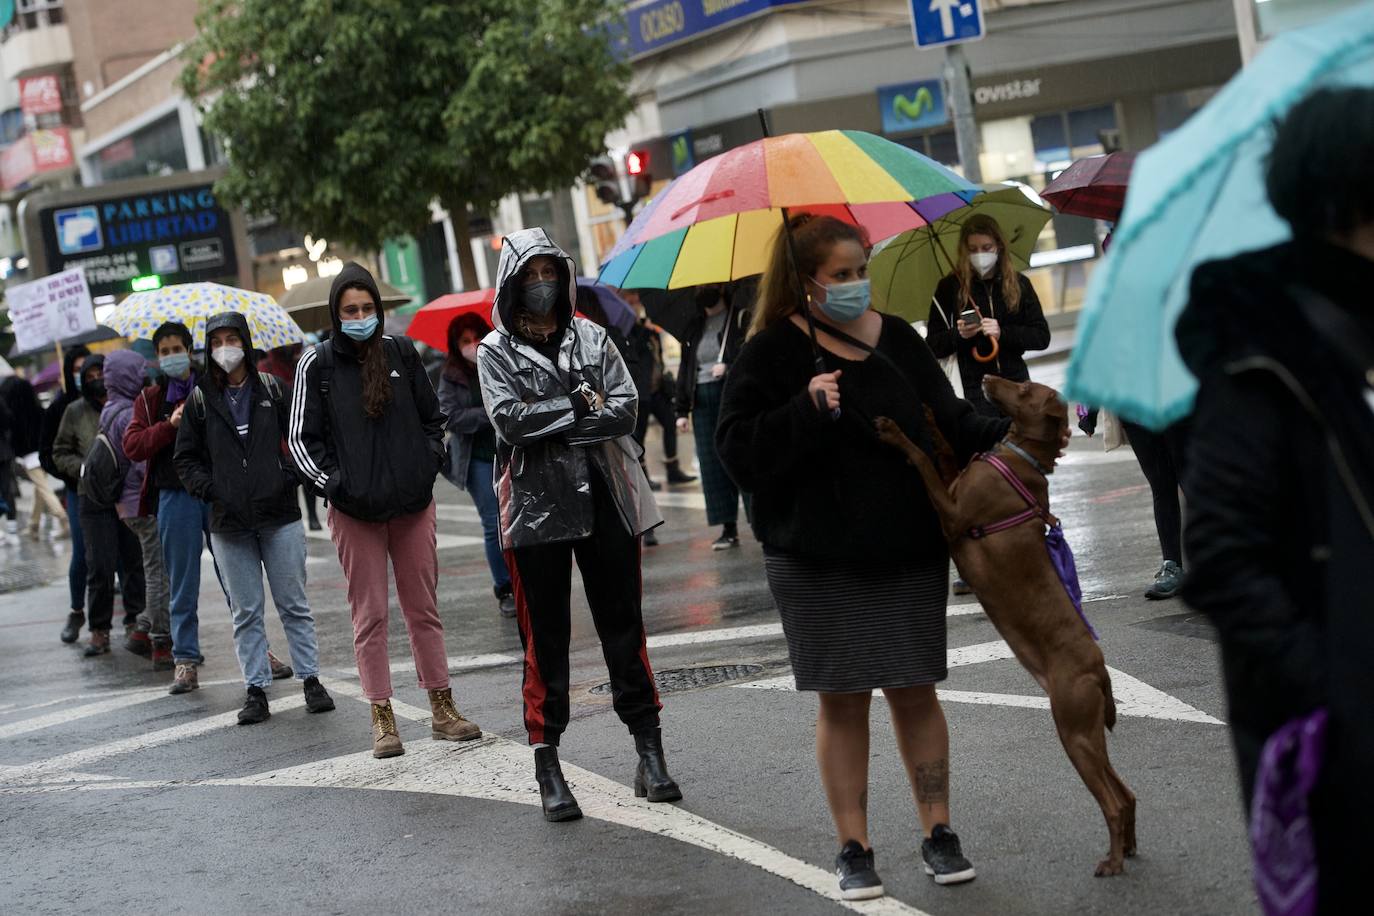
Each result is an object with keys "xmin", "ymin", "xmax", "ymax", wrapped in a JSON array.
[{"xmin": 0, "ymin": 358, "xmax": 1257, "ymax": 915}]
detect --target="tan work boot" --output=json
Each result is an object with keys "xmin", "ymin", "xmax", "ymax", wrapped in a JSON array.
[
  {"xmin": 169, "ymin": 662, "xmax": 199, "ymax": 695},
  {"xmin": 428, "ymin": 687, "xmax": 482, "ymax": 741},
  {"xmin": 371, "ymin": 702, "xmax": 404, "ymax": 758}
]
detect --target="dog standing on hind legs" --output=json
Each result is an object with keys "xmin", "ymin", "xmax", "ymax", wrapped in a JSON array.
[{"xmin": 875, "ymin": 375, "xmax": 1137, "ymax": 877}]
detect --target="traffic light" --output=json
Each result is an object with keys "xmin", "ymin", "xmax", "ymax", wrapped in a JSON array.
[
  {"xmin": 588, "ymin": 155, "xmax": 620, "ymax": 205},
  {"xmin": 626, "ymin": 149, "xmax": 652, "ymax": 201}
]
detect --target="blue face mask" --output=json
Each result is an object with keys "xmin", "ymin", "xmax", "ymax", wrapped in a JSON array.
[
  {"xmin": 814, "ymin": 278, "xmax": 871, "ymax": 323},
  {"xmin": 341, "ymin": 315, "xmax": 379, "ymax": 341},
  {"xmin": 159, "ymin": 352, "xmax": 191, "ymax": 379}
]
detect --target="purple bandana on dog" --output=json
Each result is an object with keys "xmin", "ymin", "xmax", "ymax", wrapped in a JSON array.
[
  {"xmin": 1045, "ymin": 523, "xmax": 1096, "ymax": 640},
  {"xmin": 1251, "ymin": 709, "xmax": 1327, "ymax": 916}
]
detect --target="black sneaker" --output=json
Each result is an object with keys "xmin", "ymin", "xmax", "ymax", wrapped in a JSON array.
[
  {"xmin": 835, "ymin": 840, "xmax": 884, "ymax": 901},
  {"xmin": 303, "ymin": 676, "xmax": 335, "ymax": 713},
  {"xmin": 60, "ymin": 611, "xmax": 84, "ymax": 644},
  {"xmin": 1145, "ymin": 561, "xmax": 1184, "ymax": 600},
  {"xmin": 711, "ymin": 528, "xmax": 739, "ymax": 551},
  {"xmin": 922, "ymin": 824, "xmax": 976, "ymax": 885},
  {"xmin": 495, "ymin": 584, "xmax": 517, "ymax": 619},
  {"xmin": 237, "ymin": 686, "xmax": 270, "ymax": 725}
]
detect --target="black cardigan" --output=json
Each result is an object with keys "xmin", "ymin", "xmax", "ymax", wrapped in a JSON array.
[
  {"xmin": 927, "ymin": 272, "xmax": 1050, "ymax": 407},
  {"xmin": 715, "ymin": 314, "xmax": 1006, "ymax": 563}
]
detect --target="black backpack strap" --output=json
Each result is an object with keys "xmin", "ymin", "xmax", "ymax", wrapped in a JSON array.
[{"xmin": 257, "ymin": 371, "xmax": 283, "ymax": 404}]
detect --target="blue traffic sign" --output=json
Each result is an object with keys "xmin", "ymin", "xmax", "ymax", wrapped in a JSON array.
[{"xmin": 910, "ymin": 0, "xmax": 985, "ymax": 49}]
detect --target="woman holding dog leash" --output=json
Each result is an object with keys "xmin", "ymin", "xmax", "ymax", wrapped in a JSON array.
[{"xmin": 716, "ymin": 214, "xmax": 1009, "ymax": 901}]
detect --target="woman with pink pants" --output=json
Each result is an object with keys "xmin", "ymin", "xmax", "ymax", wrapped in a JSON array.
[{"xmin": 289, "ymin": 262, "xmax": 481, "ymax": 758}]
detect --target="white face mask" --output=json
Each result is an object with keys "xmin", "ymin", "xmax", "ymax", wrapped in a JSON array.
[
  {"xmin": 212, "ymin": 346, "xmax": 245, "ymax": 373},
  {"xmin": 460, "ymin": 342, "xmax": 479, "ymax": 363},
  {"xmin": 970, "ymin": 251, "xmax": 999, "ymax": 278}
]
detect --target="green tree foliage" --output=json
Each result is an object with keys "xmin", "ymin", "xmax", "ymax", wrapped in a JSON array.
[{"xmin": 181, "ymin": 0, "xmax": 633, "ymax": 285}]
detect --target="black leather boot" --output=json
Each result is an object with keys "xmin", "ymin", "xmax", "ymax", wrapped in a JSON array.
[
  {"xmin": 534, "ymin": 746, "xmax": 582, "ymax": 822},
  {"xmin": 664, "ymin": 459, "xmax": 697, "ymax": 485},
  {"xmin": 634, "ymin": 728, "xmax": 683, "ymax": 802}
]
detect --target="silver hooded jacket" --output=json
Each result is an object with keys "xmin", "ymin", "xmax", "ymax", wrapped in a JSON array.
[{"xmin": 476, "ymin": 228, "xmax": 662, "ymax": 549}]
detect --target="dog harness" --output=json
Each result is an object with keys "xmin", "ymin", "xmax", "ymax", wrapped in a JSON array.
[{"xmin": 966, "ymin": 450, "xmax": 1097, "ymax": 640}]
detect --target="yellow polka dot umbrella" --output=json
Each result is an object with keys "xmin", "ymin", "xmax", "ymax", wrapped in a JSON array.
[{"xmin": 106, "ymin": 282, "xmax": 306, "ymax": 350}]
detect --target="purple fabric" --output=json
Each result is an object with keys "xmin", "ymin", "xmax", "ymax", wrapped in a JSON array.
[
  {"xmin": 165, "ymin": 370, "xmax": 196, "ymax": 406},
  {"xmin": 1251, "ymin": 709, "xmax": 1326, "ymax": 916},
  {"xmin": 98, "ymin": 350, "xmax": 149, "ymax": 518},
  {"xmin": 1046, "ymin": 523, "xmax": 1096, "ymax": 640}
]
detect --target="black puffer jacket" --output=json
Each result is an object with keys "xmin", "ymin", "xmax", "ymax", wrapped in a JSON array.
[
  {"xmin": 287, "ymin": 262, "xmax": 446, "ymax": 523},
  {"xmin": 38, "ymin": 345, "xmax": 90, "ymax": 488},
  {"xmin": 1177, "ymin": 239, "xmax": 1374, "ymax": 910},
  {"xmin": 173, "ymin": 312, "xmax": 301, "ymax": 534}
]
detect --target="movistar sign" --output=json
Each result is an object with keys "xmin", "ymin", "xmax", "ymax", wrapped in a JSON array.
[{"xmin": 877, "ymin": 79, "xmax": 949, "ymax": 135}]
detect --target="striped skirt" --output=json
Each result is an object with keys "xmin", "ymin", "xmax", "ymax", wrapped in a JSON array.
[{"xmin": 764, "ymin": 553, "xmax": 949, "ymax": 693}]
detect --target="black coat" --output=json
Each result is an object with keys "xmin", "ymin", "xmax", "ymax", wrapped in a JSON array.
[
  {"xmin": 927, "ymin": 272, "xmax": 1050, "ymax": 412},
  {"xmin": 174, "ymin": 371, "xmax": 301, "ymax": 535},
  {"xmin": 716, "ymin": 313, "xmax": 1005, "ymax": 563},
  {"xmin": 675, "ymin": 288, "xmax": 754, "ymax": 418},
  {"xmin": 1177, "ymin": 239, "xmax": 1374, "ymax": 909}
]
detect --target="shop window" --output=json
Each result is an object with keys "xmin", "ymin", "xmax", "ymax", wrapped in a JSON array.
[
  {"xmin": 96, "ymin": 112, "xmax": 189, "ymax": 183},
  {"xmin": 1067, "ymin": 105, "xmax": 1117, "ymax": 158},
  {"xmin": 1030, "ymin": 113, "xmax": 1069, "ymax": 167}
]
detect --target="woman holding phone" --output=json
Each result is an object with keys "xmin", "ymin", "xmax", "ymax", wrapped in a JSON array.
[{"xmin": 926, "ymin": 215, "xmax": 1050, "ymax": 417}]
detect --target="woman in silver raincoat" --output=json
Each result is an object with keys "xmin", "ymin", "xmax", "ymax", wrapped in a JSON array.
[{"xmin": 476, "ymin": 227, "xmax": 679, "ymax": 823}]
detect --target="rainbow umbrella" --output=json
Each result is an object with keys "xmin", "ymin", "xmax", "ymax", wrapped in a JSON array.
[
  {"xmin": 106, "ymin": 282, "xmax": 306, "ymax": 350},
  {"xmin": 598, "ymin": 130, "xmax": 977, "ymax": 289}
]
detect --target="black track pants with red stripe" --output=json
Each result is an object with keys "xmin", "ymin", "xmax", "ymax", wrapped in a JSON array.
[{"xmin": 504, "ymin": 477, "xmax": 662, "ymax": 747}]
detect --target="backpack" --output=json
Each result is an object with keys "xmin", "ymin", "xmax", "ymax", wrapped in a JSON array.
[
  {"xmin": 191, "ymin": 372, "xmax": 285, "ymax": 421},
  {"xmin": 80, "ymin": 432, "xmax": 128, "ymax": 509}
]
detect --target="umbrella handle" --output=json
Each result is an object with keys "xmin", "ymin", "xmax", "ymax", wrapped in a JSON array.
[{"xmin": 972, "ymin": 336, "xmax": 1000, "ymax": 363}]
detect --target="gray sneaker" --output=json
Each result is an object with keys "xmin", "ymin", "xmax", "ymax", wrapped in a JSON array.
[{"xmin": 1145, "ymin": 561, "xmax": 1184, "ymax": 600}]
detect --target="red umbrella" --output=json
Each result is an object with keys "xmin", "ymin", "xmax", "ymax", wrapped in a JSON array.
[
  {"xmin": 405, "ymin": 289, "xmax": 496, "ymax": 352},
  {"xmin": 1041, "ymin": 151, "xmax": 1137, "ymax": 222}
]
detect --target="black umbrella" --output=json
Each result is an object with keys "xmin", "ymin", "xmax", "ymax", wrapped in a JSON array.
[{"xmin": 634, "ymin": 287, "xmax": 702, "ymax": 343}]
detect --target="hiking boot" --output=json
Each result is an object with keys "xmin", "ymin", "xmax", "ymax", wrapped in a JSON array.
[
  {"xmin": 124, "ymin": 628, "xmax": 152, "ymax": 658},
  {"xmin": 921, "ymin": 824, "xmax": 976, "ymax": 885},
  {"xmin": 268, "ymin": 650, "xmax": 293, "ymax": 680},
  {"xmin": 83, "ymin": 630, "xmax": 111, "ymax": 657},
  {"xmin": 237, "ymin": 686, "xmax": 270, "ymax": 725},
  {"xmin": 534, "ymin": 745, "xmax": 582, "ymax": 822},
  {"xmin": 303, "ymin": 676, "xmax": 335, "ymax": 713},
  {"xmin": 371, "ymin": 702, "xmax": 404, "ymax": 758},
  {"xmin": 1145, "ymin": 561, "xmax": 1185, "ymax": 600},
  {"xmin": 633, "ymin": 728, "xmax": 682, "ymax": 802},
  {"xmin": 711, "ymin": 527, "xmax": 739, "ymax": 551},
  {"xmin": 836, "ymin": 840, "xmax": 885, "ymax": 901},
  {"xmin": 151, "ymin": 637, "xmax": 174, "ymax": 671},
  {"xmin": 665, "ymin": 459, "xmax": 696, "ymax": 485},
  {"xmin": 429, "ymin": 687, "xmax": 481, "ymax": 741},
  {"xmin": 60, "ymin": 611, "xmax": 84, "ymax": 644},
  {"xmin": 952, "ymin": 578, "xmax": 974, "ymax": 596},
  {"xmin": 495, "ymin": 584, "xmax": 517, "ymax": 619},
  {"xmin": 169, "ymin": 663, "xmax": 199, "ymax": 695}
]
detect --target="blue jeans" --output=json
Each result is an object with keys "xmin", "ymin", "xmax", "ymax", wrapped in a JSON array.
[
  {"xmin": 159, "ymin": 489, "xmax": 216, "ymax": 664},
  {"xmin": 210, "ymin": 521, "xmax": 319, "ymax": 690},
  {"xmin": 467, "ymin": 458, "xmax": 510, "ymax": 591},
  {"xmin": 65, "ymin": 489, "xmax": 87, "ymax": 612}
]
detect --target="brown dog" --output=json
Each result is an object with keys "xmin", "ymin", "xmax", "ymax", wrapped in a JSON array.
[{"xmin": 875, "ymin": 376, "xmax": 1137, "ymax": 877}]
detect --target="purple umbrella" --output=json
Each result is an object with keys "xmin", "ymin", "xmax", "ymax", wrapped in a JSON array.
[
  {"xmin": 30, "ymin": 359, "xmax": 62, "ymax": 393},
  {"xmin": 574, "ymin": 278, "xmax": 636, "ymax": 335}
]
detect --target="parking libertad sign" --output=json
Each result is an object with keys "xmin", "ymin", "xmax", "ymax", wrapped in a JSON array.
[{"xmin": 33, "ymin": 180, "xmax": 240, "ymax": 299}]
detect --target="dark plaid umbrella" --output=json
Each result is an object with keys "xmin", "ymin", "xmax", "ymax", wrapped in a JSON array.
[{"xmin": 1041, "ymin": 151, "xmax": 1136, "ymax": 222}]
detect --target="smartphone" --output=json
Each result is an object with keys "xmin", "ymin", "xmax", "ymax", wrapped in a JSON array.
[{"xmin": 959, "ymin": 308, "xmax": 979, "ymax": 326}]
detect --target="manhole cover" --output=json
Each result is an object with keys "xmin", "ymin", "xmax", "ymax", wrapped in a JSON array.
[
  {"xmin": 0, "ymin": 561, "xmax": 51, "ymax": 594},
  {"xmin": 590, "ymin": 664, "xmax": 766, "ymax": 696}
]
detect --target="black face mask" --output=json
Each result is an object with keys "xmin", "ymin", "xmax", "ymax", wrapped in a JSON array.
[{"xmin": 83, "ymin": 378, "xmax": 107, "ymax": 404}]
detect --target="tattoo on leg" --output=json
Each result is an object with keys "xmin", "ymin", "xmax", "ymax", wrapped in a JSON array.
[{"xmin": 914, "ymin": 759, "xmax": 949, "ymax": 806}]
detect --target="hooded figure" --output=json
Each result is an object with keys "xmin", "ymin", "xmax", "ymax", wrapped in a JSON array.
[
  {"xmin": 98, "ymin": 349, "xmax": 150, "ymax": 520},
  {"xmin": 478, "ymin": 228, "xmax": 662, "ymax": 548},
  {"xmin": 50, "ymin": 354, "xmax": 107, "ymax": 488},
  {"xmin": 476, "ymin": 227, "xmax": 677, "ymax": 825},
  {"xmin": 39, "ymin": 344, "xmax": 91, "ymax": 489},
  {"xmin": 288, "ymin": 263, "xmax": 479, "ymax": 756},
  {"xmin": 175, "ymin": 309, "xmax": 333, "ymax": 722}
]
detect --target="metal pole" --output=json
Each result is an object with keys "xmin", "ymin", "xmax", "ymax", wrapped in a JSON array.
[{"xmin": 943, "ymin": 43, "xmax": 982, "ymax": 184}]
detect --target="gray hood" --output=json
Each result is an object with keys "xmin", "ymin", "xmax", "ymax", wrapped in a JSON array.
[{"xmin": 491, "ymin": 227, "xmax": 578, "ymax": 334}]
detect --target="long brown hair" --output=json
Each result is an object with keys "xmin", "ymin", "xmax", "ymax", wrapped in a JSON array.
[
  {"xmin": 751, "ymin": 214, "xmax": 870, "ymax": 337},
  {"xmin": 339, "ymin": 280, "xmax": 393, "ymax": 420},
  {"xmin": 444, "ymin": 312, "xmax": 493, "ymax": 381},
  {"xmin": 954, "ymin": 214, "xmax": 1022, "ymax": 313}
]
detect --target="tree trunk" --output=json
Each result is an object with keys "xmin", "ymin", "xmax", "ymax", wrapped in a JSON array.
[{"xmin": 449, "ymin": 201, "xmax": 480, "ymax": 291}]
